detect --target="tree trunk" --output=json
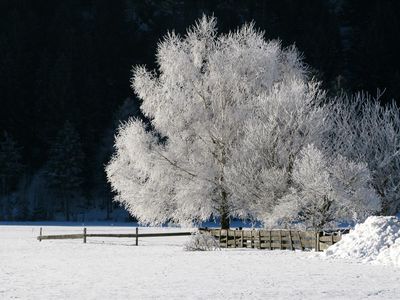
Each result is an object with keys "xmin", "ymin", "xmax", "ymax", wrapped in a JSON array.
[
  {"xmin": 220, "ymin": 210, "xmax": 230, "ymax": 229},
  {"xmin": 286, "ymin": 153, "xmax": 294, "ymax": 185},
  {"xmin": 217, "ymin": 146, "xmax": 229, "ymax": 229},
  {"xmin": 220, "ymin": 189, "xmax": 230, "ymax": 229}
]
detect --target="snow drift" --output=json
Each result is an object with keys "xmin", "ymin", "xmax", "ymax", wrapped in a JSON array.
[
  {"xmin": 376, "ymin": 238, "xmax": 400, "ymax": 267},
  {"xmin": 324, "ymin": 216, "xmax": 400, "ymax": 267}
]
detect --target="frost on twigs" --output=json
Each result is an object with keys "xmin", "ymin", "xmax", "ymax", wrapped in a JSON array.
[
  {"xmin": 265, "ymin": 144, "xmax": 380, "ymax": 230},
  {"xmin": 183, "ymin": 231, "xmax": 220, "ymax": 251},
  {"xmin": 326, "ymin": 93, "xmax": 400, "ymax": 215}
]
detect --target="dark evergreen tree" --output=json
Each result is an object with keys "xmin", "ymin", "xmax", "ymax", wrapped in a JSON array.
[
  {"xmin": 0, "ymin": 132, "xmax": 24, "ymax": 220},
  {"xmin": 342, "ymin": 0, "xmax": 400, "ymax": 103},
  {"xmin": 13, "ymin": 193, "xmax": 29, "ymax": 221},
  {"xmin": 44, "ymin": 121, "xmax": 84, "ymax": 221}
]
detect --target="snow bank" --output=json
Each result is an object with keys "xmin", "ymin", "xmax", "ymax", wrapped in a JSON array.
[
  {"xmin": 376, "ymin": 238, "xmax": 400, "ymax": 267},
  {"xmin": 324, "ymin": 216, "xmax": 400, "ymax": 267}
]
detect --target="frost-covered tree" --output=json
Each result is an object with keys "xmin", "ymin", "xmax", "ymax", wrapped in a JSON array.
[
  {"xmin": 226, "ymin": 80, "xmax": 330, "ymax": 222},
  {"xmin": 44, "ymin": 121, "xmax": 84, "ymax": 221},
  {"xmin": 106, "ymin": 16, "xmax": 313, "ymax": 228},
  {"xmin": 267, "ymin": 145, "xmax": 380, "ymax": 230},
  {"xmin": 327, "ymin": 93, "xmax": 400, "ymax": 215}
]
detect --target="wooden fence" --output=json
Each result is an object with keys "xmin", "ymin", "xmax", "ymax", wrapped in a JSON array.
[
  {"xmin": 37, "ymin": 227, "xmax": 192, "ymax": 246},
  {"xmin": 201, "ymin": 228, "xmax": 347, "ymax": 251},
  {"xmin": 37, "ymin": 227, "xmax": 347, "ymax": 251}
]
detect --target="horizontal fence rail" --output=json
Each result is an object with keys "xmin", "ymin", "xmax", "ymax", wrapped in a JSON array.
[
  {"xmin": 200, "ymin": 228, "xmax": 348, "ymax": 252},
  {"xmin": 37, "ymin": 227, "xmax": 192, "ymax": 246}
]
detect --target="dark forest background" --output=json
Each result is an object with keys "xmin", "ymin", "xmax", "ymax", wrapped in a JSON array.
[{"xmin": 1, "ymin": 0, "xmax": 400, "ymax": 221}]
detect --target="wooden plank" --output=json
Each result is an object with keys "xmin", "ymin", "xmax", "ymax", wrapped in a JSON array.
[
  {"xmin": 268, "ymin": 230, "xmax": 293, "ymax": 237},
  {"xmin": 83, "ymin": 228, "xmax": 87, "ymax": 244},
  {"xmin": 297, "ymin": 230, "xmax": 304, "ymax": 251},
  {"xmin": 333, "ymin": 236, "xmax": 341, "ymax": 243},
  {"xmin": 39, "ymin": 232, "xmax": 192, "ymax": 241},
  {"xmin": 288, "ymin": 230, "xmax": 293, "ymax": 250},
  {"xmin": 319, "ymin": 242, "xmax": 330, "ymax": 251},
  {"xmin": 265, "ymin": 231, "xmax": 282, "ymax": 237},
  {"xmin": 298, "ymin": 231, "xmax": 315, "ymax": 239},
  {"xmin": 279, "ymin": 230, "xmax": 283, "ymax": 250},
  {"xmin": 208, "ymin": 229, "xmax": 219, "ymax": 236},
  {"xmin": 258, "ymin": 230, "xmax": 262, "ymax": 249},
  {"xmin": 257, "ymin": 241, "xmax": 327, "ymax": 250},
  {"xmin": 87, "ymin": 232, "xmax": 192, "ymax": 238},
  {"xmin": 320, "ymin": 236, "xmax": 337, "ymax": 242},
  {"xmin": 38, "ymin": 234, "xmax": 84, "ymax": 240},
  {"xmin": 234, "ymin": 230, "xmax": 237, "ymax": 248},
  {"xmin": 204, "ymin": 229, "xmax": 323, "ymax": 238},
  {"xmin": 263, "ymin": 242, "xmax": 288, "ymax": 249},
  {"xmin": 241, "ymin": 230, "xmax": 244, "ymax": 248},
  {"xmin": 227, "ymin": 238, "xmax": 244, "ymax": 246},
  {"xmin": 316, "ymin": 234, "xmax": 341, "ymax": 244},
  {"xmin": 135, "ymin": 227, "xmax": 138, "ymax": 246},
  {"xmin": 241, "ymin": 231, "xmax": 251, "ymax": 238},
  {"xmin": 300, "ymin": 241, "xmax": 315, "ymax": 249}
]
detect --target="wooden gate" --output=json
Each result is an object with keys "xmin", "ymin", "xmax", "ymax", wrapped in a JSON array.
[{"xmin": 201, "ymin": 229, "xmax": 346, "ymax": 251}]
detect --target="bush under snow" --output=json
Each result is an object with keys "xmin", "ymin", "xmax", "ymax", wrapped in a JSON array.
[
  {"xmin": 324, "ymin": 216, "xmax": 400, "ymax": 267},
  {"xmin": 183, "ymin": 231, "xmax": 220, "ymax": 251}
]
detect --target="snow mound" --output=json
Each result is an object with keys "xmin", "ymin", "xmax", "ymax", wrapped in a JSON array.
[
  {"xmin": 324, "ymin": 216, "xmax": 400, "ymax": 267},
  {"xmin": 376, "ymin": 238, "xmax": 400, "ymax": 267}
]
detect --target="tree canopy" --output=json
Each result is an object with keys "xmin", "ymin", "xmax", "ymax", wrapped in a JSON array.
[{"xmin": 107, "ymin": 16, "xmax": 381, "ymax": 229}]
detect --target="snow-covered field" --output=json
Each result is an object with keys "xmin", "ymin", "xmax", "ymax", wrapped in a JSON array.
[{"xmin": 1, "ymin": 225, "xmax": 400, "ymax": 299}]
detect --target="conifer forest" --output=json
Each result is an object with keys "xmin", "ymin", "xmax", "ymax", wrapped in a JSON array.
[{"xmin": 1, "ymin": 0, "xmax": 400, "ymax": 222}]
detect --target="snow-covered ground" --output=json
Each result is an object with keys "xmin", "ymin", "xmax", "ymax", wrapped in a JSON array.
[{"xmin": 1, "ymin": 225, "xmax": 400, "ymax": 299}]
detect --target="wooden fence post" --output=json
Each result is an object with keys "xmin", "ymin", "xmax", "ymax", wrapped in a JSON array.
[
  {"xmin": 268, "ymin": 230, "xmax": 272, "ymax": 250},
  {"xmin": 315, "ymin": 231, "xmax": 317, "ymax": 251},
  {"xmin": 39, "ymin": 227, "xmax": 42, "ymax": 242},
  {"xmin": 318, "ymin": 232, "xmax": 321, "ymax": 251},
  {"xmin": 226, "ymin": 229, "xmax": 229, "ymax": 248},
  {"xmin": 83, "ymin": 228, "xmax": 87, "ymax": 244},
  {"xmin": 297, "ymin": 231, "xmax": 304, "ymax": 251},
  {"xmin": 315, "ymin": 231, "xmax": 320, "ymax": 252},
  {"xmin": 234, "ymin": 230, "xmax": 237, "ymax": 248},
  {"xmin": 135, "ymin": 227, "xmax": 139, "ymax": 246},
  {"xmin": 258, "ymin": 230, "xmax": 262, "ymax": 249},
  {"xmin": 279, "ymin": 230, "xmax": 283, "ymax": 250},
  {"xmin": 240, "ymin": 230, "xmax": 244, "ymax": 248},
  {"xmin": 288, "ymin": 230, "xmax": 294, "ymax": 251}
]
